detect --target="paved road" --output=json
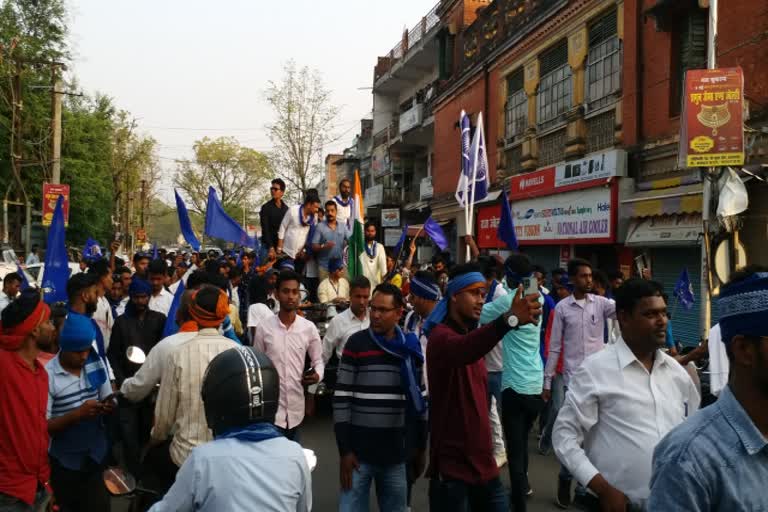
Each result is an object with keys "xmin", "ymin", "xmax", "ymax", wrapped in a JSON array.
[
  {"xmin": 114, "ymin": 401, "xmax": 566, "ymax": 511},
  {"xmin": 302, "ymin": 400, "xmax": 565, "ymax": 511}
]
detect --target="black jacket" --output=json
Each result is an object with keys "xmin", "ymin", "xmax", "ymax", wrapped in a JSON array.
[
  {"xmin": 259, "ymin": 199, "xmax": 289, "ymax": 250},
  {"xmin": 107, "ymin": 310, "xmax": 166, "ymax": 385}
]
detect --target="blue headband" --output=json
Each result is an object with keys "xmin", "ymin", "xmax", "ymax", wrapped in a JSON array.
[
  {"xmin": 718, "ymin": 272, "xmax": 768, "ymax": 343},
  {"xmin": 328, "ymin": 258, "xmax": 344, "ymax": 273},
  {"xmin": 129, "ymin": 278, "xmax": 152, "ymax": 296},
  {"xmin": 278, "ymin": 258, "xmax": 295, "ymax": 271},
  {"xmin": 59, "ymin": 313, "xmax": 96, "ymax": 352},
  {"xmin": 410, "ymin": 277, "xmax": 441, "ymax": 302},
  {"xmin": 422, "ymin": 271, "xmax": 485, "ymax": 337}
]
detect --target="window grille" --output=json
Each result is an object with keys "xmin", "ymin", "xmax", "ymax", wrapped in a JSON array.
[
  {"xmin": 586, "ymin": 10, "xmax": 621, "ymax": 110},
  {"xmin": 538, "ymin": 41, "xmax": 572, "ymax": 128},
  {"xmin": 537, "ymin": 129, "xmax": 566, "ymax": 167},
  {"xmin": 505, "ymin": 69, "xmax": 527, "ymax": 140}
]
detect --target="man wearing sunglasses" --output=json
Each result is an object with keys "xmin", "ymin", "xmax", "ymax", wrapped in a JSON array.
[{"xmin": 259, "ymin": 178, "xmax": 289, "ymax": 264}]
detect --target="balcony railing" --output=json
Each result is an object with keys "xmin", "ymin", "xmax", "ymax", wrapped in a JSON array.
[
  {"xmin": 381, "ymin": 2, "xmax": 440, "ymax": 70},
  {"xmin": 372, "ymin": 118, "xmax": 400, "ymax": 148}
]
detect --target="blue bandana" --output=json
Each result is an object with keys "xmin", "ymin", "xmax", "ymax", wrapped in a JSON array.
[
  {"xmin": 215, "ymin": 422, "xmax": 282, "ymax": 442},
  {"xmin": 328, "ymin": 258, "xmax": 344, "ymax": 273},
  {"xmin": 410, "ymin": 277, "xmax": 441, "ymax": 302},
  {"xmin": 60, "ymin": 313, "xmax": 108, "ymax": 389},
  {"xmin": 422, "ymin": 272, "xmax": 485, "ymax": 337},
  {"xmin": 129, "ymin": 278, "xmax": 152, "ymax": 296},
  {"xmin": 718, "ymin": 272, "xmax": 768, "ymax": 344},
  {"xmin": 367, "ymin": 327, "xmax": 427, "ymax": 416},
  {"xmin": 334, "ymin": 195, "xmax": 352, "ymax": 208}
]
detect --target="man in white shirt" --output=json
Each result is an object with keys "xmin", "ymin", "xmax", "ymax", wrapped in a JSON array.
[
  {"xmin": 253, "ymin": 270, "xmax": 324, "ymax": 442},
  {"xmin": 0, "ymin": 272, "xmax": 22, "ymax": 314},
  {"xmin": 276, "ymin": 195, "xmax": 321, "ymax": 260},
  {"xmin": 147, "ymin": 259, "xmax": 173, "ymax": 316},
  {"xmin": 553, "ymin": 278, "xmax": 700, "ymax": 511},
  {"xmin": 322, "ymin": 276, "xmax": 370, "ymax": 364},
  {"xmin": 333, "ymin": 178, "xmax": 353, "ymax": 227},
  {"xmin": 360, "ymin": 223, "xmax": 387, "ymax": 294},
  {"xmin": 25, "ymin": 244, "xmax": 40, "ymax": 265},
  {"xmin": 88, "ymin": 259, "xmax": 115, "ymax": 350}
]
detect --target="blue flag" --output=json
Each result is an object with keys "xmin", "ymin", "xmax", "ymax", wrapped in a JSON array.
[
  {"xmin": 673, "ymin": 268, "xmax": 695, "ymax": 310},
  {"xmin": 455, "ymin": 110, "xmax": 489, "ymax": 207},
  {"xmin": 424, "ymin": 217, "xmax": 448, "ymax": 252},
  {"xmin": 82, "ymin": 237, "xmax": 102, "ymax": 263},
  {"xmin": 174, "ymin": 190, "xmax": 201, "ymax": 251},
  {"xmin": 151, "ymin": 243, "xmax": 159, "ymax": 261},
  {"xmin": 497, "ymin": 186, "xmax": 518, "ymax": 250},
  {"xmin": 41, "ymin": 195, "xmax": 69, "ymax": 304},
  {"xmin": 162, "ymin": 279, "xmax": 185, "ymax": 338},
  {"xmin": 16, "ymin": 264, "xmax": 31, "ymax": 290},
  {"xmin": 393, "ymin": 224, "xmax": 409, "ymax": 260},
  {"xmin": 205, "ymin": 187, "xmax": 257, "ymax": 248}
]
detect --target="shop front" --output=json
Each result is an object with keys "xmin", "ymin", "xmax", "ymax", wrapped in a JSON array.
[{"xmin": 477, "ymin": 149, "xmax": 626, "ymax": 275}]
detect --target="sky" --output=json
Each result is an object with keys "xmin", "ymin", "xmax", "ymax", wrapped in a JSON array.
[{"xmin": 67, "ymin": 0, "xmax": 437, "ymax": 203}]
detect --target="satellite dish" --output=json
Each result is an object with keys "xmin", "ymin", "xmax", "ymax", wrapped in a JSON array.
[{"xmin": 714, "ymin": 239, "xmax": 747, "ymax": 285}]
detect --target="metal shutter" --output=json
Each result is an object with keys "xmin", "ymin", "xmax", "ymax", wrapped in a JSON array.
[{"xmin": 651, "ymin": 247, "xmax": 702, "ymax": 347}]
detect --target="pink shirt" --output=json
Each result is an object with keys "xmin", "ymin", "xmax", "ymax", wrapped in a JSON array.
[
  {"xmin": 543, "ymin": 293, "xmax": 616, "ymax": 390},
  {"xmin": 253, "ymin": 314, "xmax": 324, "ymax": 429}
]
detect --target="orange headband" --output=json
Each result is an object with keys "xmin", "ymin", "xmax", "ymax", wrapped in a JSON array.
[
  {"xmin": 187, "ymin": 289, "xmax": 230, "ymax": 328},
  {"xmin": 0, "ymin": 301, "xmax": 51, "ymax": 350}
]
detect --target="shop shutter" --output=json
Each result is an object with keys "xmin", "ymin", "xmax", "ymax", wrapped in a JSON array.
[{"xmin": 651, "ymin": 247, "xmax": 702, "ymax": 347}]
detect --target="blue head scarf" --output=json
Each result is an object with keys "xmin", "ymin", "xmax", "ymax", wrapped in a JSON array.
[
  {"xmin": 59, "ymin": 313, "xmax": 108, "ymax": 389},
  {"xmin": 422, "ymin": 272, "xmax": 485, "ymax": 337},
  {"xmin": 410, "ymin": 276, "xmax": 441, "ymax": 302},
  {"xmin": 718, "ymin": 272, "xmax": 768, "ymax": 344},
  {"xmin": 328, "ymin": 258, "xmax": 344, "ymax": 273},
  {"xmin": 128, "ymin": 278, "xmax": 152, "ymax": 296}
]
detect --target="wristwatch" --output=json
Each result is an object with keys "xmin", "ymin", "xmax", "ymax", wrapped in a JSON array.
[{"xmin": 506, "ymin": 314, "xmax": 519, "ymax": 329}]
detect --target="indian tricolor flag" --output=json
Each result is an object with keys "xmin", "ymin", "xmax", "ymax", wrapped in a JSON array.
[{"xmin": 347, "ymin": 170, "xmax": 366, "ymax": 279}]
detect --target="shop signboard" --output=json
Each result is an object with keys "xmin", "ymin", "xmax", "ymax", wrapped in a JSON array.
[
  {"xmin": 384, "ymin": 228, "xmax": 402, "ymax": 247},
  {"xmin": 680, "ymin": 67, "xmax": 744, "ymax": 167},
  {"xmin": 42, "ymin": 183, "xmax": 70, "ymax": 226},
  {"xmin": 478, "ymin": 186, "xmax": 615, "ymax": 246},
  {"xmin": 381, "ymin": 208, "xmax": 400, "ymax": 227}
]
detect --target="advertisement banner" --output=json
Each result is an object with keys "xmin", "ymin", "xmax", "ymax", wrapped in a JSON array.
[
  {"xmin": 478, "ymin": 186, "xmax": 614, "ymax": 247},
  {"xmin": 42, "ymin": 183, "xmax": 70, "ymax": 227},
  {"xmin": 381, "ymin": 208, "xmax": 400, "ymax": 227},
  {"xmin": 680, "ymin": 67, "xmax": 745, "ymax": 167},
  {"xmin": 384, "ymin": 228, "xmax": 402, "ymax": 247}
]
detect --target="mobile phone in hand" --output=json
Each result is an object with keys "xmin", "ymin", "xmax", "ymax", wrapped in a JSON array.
[{"xmin": 521, "ymin": 276, "xmax": 539, "ymax": 297}]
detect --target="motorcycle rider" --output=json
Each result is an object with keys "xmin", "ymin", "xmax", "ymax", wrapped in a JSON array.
[{"xmin": 148, "ymin": 346, "xmax": 312, "ymax": 511}]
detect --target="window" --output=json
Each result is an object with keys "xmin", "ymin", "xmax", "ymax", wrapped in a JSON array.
[
  {"xmin": 586, "ymin": 110, "xmax": 616, "ymax": 153},
  {"xmin": 671, "ymin": 8, "xmax": 707, "ymax": 115},
  {"xmin": 538, "ymin": 129, "xmax": 566, "ymax": 166},
  {"xmin": 505, "ymin": 69, "xmax": 528, "ymax": 141},
  {"xmin": 586, "ymin": 9, "xmax": 621, "ymax": 110},
  {"xmin": 439, "ymin": 33, "xmax": 455, "ymax": 80},
  {"xmin": 504, "ymin": 145, "xmax": 523, "ymax": 176},
  {"xmin": 538, "ymin": 41, "xmax": 572, "ymax": 129}
]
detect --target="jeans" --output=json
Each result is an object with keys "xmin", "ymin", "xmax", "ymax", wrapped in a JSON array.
[
  {"xmin": 428, "ymin": 475, "xmax": 508, "ymax": 512},
  {"xmin": 117, "ymin": 400, "xmax": 154, "ymax": 477},
  {"xmin": 487, "ymin": 371, "xmax": 502, "ymax": 409},
  {"xmin": 502, "ymin": 388, "xmax": 545, "ymax": 512},
  {"xmin": 49, "ymin": 457, "xmax": 110, "ymax": 512},
  {"xmin": 338, "ymin": 462, "xmax": 407, "ymax": 512},
  {"xmin": 539, "ymin": 374, "xmax": 566, "ymax": 454},
  {"xmin": 0, "ymin": 489, "xmax": 48, "ymax": 512}
]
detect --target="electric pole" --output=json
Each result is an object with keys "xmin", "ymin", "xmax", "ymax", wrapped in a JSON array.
[{"xmin": 51, "ymin": 65, "xmax": 63, "ymax": 184}]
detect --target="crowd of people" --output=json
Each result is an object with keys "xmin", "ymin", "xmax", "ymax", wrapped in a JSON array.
[{"xmin": 0, "ymin": 178, "xmax": 765, "ymax": 511}]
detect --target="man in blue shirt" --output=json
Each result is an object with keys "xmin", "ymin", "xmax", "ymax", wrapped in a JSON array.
[
  {"xmin": 650, "ymin": 266, "xmax": 768, "ymax": 511},
  {"xmin": 480, "ymin": 253, "xmax": 545, "ymax": 512},
  {"xmin": 149, "ymin": 345, "xmax": 312, "ymax": 511},
  {"xmin": 46, "ymin": 313, "xmax": 115, "ymax": 512},
  {"xmin": 312, "ymin": 200, "xmax": 349, "ymax": 282}
]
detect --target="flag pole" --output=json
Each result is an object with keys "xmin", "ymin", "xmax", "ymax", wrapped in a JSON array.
[{"xmin": 466, "ymin": 112, "xmax": 483, "ymax": 262}]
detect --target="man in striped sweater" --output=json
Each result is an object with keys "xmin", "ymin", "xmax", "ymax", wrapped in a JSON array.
[{"xmin": 333, "ymin": 283, "xmax": 428, "ymax": 512}]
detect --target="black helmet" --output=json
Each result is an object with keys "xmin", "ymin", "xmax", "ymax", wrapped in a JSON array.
[{"xmin": 201, "ymin": 346, "xmax": 280, "ymax": 435}]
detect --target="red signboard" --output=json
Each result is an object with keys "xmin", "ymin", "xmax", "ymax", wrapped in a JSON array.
[
  {"xmin": 476, "ymin": 203, "xmax": 502, "ymax": 248},
  {"xmin": 681, "ymin": 67, "xmax": 745, "ymax": 167},
  {"xmin": 42, "ymin": 183, "xmax": 70, "ymax": 227},
  {"xmin": 508, "ymin": 166, "xmax": 556, "ymax": 200}
]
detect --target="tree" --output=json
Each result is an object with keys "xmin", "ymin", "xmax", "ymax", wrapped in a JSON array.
[
  {"xmin": 265, "ymin": 61, "xmax": 340, "ymax": 202},
  {"xmin": 173, "ymin": 136, "xmax": 271, "ymax": 223}
]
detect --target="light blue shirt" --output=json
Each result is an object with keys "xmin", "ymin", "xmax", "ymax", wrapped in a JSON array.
[
  {"xmin": 480, "ymin": 292, "xmax": 544, "ymax": 395},
  {"xmin": 149, "ymin": 436, "xmax": 312, "ymax": 512},
  {"xmin": 649, "ymin": 385, "xmax": 768, "ymax": 511},
  {"xmin": 311, "ymin": 220, "xmax": 349, "ymax": 270}
]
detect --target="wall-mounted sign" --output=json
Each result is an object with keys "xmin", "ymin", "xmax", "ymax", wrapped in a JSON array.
[
  {"xmin": 42, "ymin": 183, "xmax": 70, "ymax": 226},
  {"xmin": 381, "ymin": 208, "xmax": 400, "ymax": 227}
]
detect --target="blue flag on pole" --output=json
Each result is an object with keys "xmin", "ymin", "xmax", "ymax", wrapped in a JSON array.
[
  {"xmin": 673, "ymin": 268, "xmax": 695, "ymax": 310},
  {"xmin": 151, "ymin": 243, "xmax": 159, "ymax": 261},
  {"xmin": 393, "ymin": 224, "xmax": 409, "ymax": 259},
  {"xmin": 424, "ymin": 217, "xmax": 449, "ymax": 251},
  {"xmin": 162, "ymin": 279, "xmax": 185, "ymax": 338},
  {"xmin": 174, "ymin": 189, "xmax": 201, "ymax": 251},
  {"xmin": 41, "ymin": 195, "xmax": 69, "ymax": 304},
  {"xmin": 205, "ymin": 187, "xmax": 257, "ymax": 248},
  {"xmin": 497, "ymin": 186, "xmax": 519, "ymax": 250},
  {"xmin": 455, "ymin": 110, "xmax": 489, "ymax": 207},
  {"xmin": 82, "ymin": 238, "xmax": 103, "ymax": 263}
]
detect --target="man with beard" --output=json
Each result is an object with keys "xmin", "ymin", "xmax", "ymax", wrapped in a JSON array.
[
  {"xmin": 554, "ymin": 279, "xmax": 698, "ymax": 511},
  {"xmin": 0, "ymin": 290, "xmax": 55, "ymax": 511},
  {"xmin": 66, "ymin": 273, "xmax": 114, "ymax": 382},
  {"xmin": 253, "ymin": 270, "xmax": 323, "ymax": 442},
  {"xmin": 360, "ymin": 223, "xmax": 387, "ymax": 294},
  {"xmin": 649, "ymin": 267, "xmax": 768, "ymax": 511},
  {"xmin": 312, "ymin": 201, "xmax": 349, "ymax": 283},
  {"xmin": 333, "ymin": 178, "xmax": 353, "ymax": 227},
  {"xmin": 107, "ymin": 279, "xmax": 166, "ymax": 477},
  {"xmin": 424, "ymin": 264, "xmax": 541, "ymax": 511}
]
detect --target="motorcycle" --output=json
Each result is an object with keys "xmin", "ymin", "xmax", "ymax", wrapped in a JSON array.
[{"xmin": 299, "ymin": 302, "xmax": 348, "ymax": 398}]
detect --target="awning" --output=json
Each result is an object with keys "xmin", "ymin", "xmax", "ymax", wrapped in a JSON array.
[
  {"xmin": 625, "ymin": 213, "xmax": 702, "ymax": 246},
  {"xmin": 403, "ymin": 201, "xmax": 429, "ymax": 211},
  {"xmin": 620, "ymin": 183, "xmax": 703, "ymax": 218}
]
